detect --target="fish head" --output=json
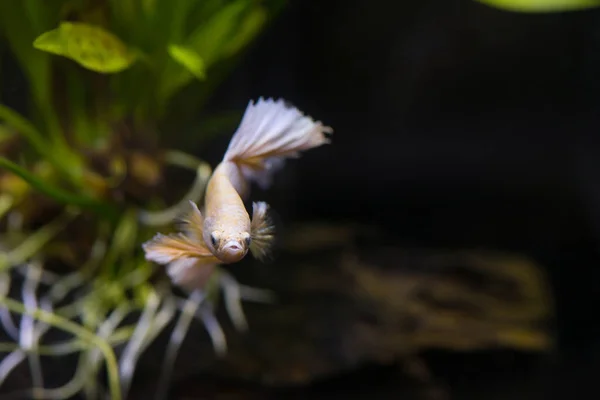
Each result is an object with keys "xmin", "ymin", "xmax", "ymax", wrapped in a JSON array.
[{"xmin": 207, "ymin": 229, "xmax": 251, "ymax": 263}]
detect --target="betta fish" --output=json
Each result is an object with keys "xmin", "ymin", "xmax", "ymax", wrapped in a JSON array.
[{"xmin": 143, "ymin": 97, "xmax": 333, "ymax": 288}]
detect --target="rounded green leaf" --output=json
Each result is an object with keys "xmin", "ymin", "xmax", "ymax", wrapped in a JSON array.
[
  {"xmin": 61, "ymin": 22, "xmax": 137, "ymax": 73},
  {"xmin": 33, "ymin": 22, "xmax": 137, "ymax": 73},
  {"xmin": 475, "ymin": 0, "xmax": 600, "ymax": 12},
  {"xmin": 32, "ymin": 28, "xmax": 66, "ymax": 56},
  {"xmin": 167, "ymin": 45, "xmax": 206, "ymax": 80}
]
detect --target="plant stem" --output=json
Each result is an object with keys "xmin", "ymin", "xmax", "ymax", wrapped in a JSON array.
[{"xmin": 0, "ymin": 156, "xmax": 119, "ymax": 220}]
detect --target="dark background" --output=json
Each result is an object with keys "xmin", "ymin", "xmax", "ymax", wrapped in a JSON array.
[{"xmin": 200, "ymin": 0, "xmax": 600, "ymax": 398}]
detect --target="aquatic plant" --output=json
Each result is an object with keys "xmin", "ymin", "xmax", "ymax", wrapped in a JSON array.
[
  {"xmin": 0, "ymin": 0, "xmax": 284, "ymax": 398},
  {"xmin": 474, "ymin": 0, "xmax": 600, "ymax": 12}
]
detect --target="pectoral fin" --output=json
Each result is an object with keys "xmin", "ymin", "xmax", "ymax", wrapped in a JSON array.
[
  {"xmin": 142, "ymin": 232, "xmax": 217, "ymax": 265},
  {"xmin": 249, "ymin": 201, "xmax": 275, "ymax": 261}
]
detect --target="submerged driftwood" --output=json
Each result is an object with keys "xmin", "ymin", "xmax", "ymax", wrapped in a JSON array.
[{"xmin": 134, "ymin": 222, "xmax": 554, "ymax": 397}]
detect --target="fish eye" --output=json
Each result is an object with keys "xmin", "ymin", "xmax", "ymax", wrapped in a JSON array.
[
  {"xmin": 244, "ymin": 236, "xmax": 252, "ymax": 247},
  {"xmin": 210, "ymin": 233, "xmax": 219, "ymax": 247}
]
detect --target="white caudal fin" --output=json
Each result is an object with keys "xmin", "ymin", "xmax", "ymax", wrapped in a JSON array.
[{"xmin": 222, "ymin": 97, "xmax": 333, "ymax": 190}]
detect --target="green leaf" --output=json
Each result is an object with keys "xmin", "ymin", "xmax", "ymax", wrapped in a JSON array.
[
  {"xmin": 474, "ymin": 0, "xmax": 600, "ymax": 12},
  {"xmin": 60, "ymin": 22, "xmax": 138, "ymax": 73},
  {"xmin": 150, "ymin": 0, "xmax": 199, "ymax": 43},
  {"xmin": 0, "ymin": 104, "xmax": 50, "ymax": 158},
  {"xmin": 167, "ymin": 44, "xmax": 206, "ymax": 79},
  {"xmin": 141, "ymin": 0, "xmax": 158, "ymax": 16},
  {"xmin": 0, "ymin": 124, "xmax": 16, "ymax": 145},
  {"xmin": 24, "ymin": 0, "xmax": 57, "ymax": 33},
  {"xmin": 32, "ymin": 28, "xmax": 65, "ymax": 56},
  {"xmin": 33, "ymin": 22, "xmax": 137, "ymax": 74},
  {"xmin": 220, "ymin": 6, "xmax": 267, "ymax": 59},
  {"xmin": 0, "ymin": 156, "xmax": 118, "ymax": 218},
  {"xmin": 0, "ymin": 1, "xmax": 60, "ymax": 142},
  {"xmin": 0, "ymin": 104, "xmax": 84, "ymax": 185},
  {"xmin": 102, "ymin": 208, "xmax": 138, "ymax": 274},
  {"xmin": 186, "ymin": 0, "xmax": 249, "ymax": 66},
  {"xmin": 157, "ymin": 0, "xmax": 253, "ymax": 104}
]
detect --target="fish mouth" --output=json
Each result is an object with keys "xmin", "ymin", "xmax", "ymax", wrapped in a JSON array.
[{"xmin": 219, "ymin": 241, "xmax": 247, "ymax": 263}]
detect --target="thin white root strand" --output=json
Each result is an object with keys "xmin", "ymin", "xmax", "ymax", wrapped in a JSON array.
[
  {"xmin": 34, "ymin": 352, "xmax": 94, "ymax": 400},
  {"xmin": 15, "ymin": 264, "xmax": 59, "ymax": 286},
  {"xmin": 238, "ymin": 284, "xmax": 277, "ymax": 304},
  {"xmin": 218, "ymin": 271, "xmax": 248, "ymax": 332},
  {"xmin": 0, "ymin": 271, "xmax": 19, "ymax": 340},
  {"xmin": 85, "ymin": 304, "xmax": 132, "ymax": 400},
  {"xmin": 119, "ymin": 286, "xmax": 177, "ymax": 400},
  {"xmin": 140, "ymin": 286, "xmax": 178, "ymax": 351},
  {"xmin": 0, "ymin": 307, "xmax": 19, "ymax": 341},
  {"xmin": 0, "ymin": 350, "xmax": 26, "ymax": 386},
  {"xmin": 119, "ymin": 290, "xmax": 161, "ymax": 400},
  {"xmin": 198, "ymin": 303, "xmax": 227, "ymax": 357},
  {"xmin": 21, "ymin": 261, "xmax": 44, "ymax": 396},
  {"xmin": 155, "ymin": 290, "xmax": 205, "ymax": 400}
]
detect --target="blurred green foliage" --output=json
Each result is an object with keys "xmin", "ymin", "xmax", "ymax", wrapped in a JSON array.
[
  {"xmin": 0, "ymin": 1, "xmax": 284, "ymax": 398},
  {"xmin": 0, "ymin": 0, "xmax": 282, "ymax": 194},
  {"xmin": 475, "ymin": 0, "xmax": 600, "ymax": 12}
]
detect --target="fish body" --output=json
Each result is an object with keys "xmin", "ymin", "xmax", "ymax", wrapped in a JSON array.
[
  {"xmin": 143, "ymin": 97, "xmax": 332, "ymax": 288},
  {"xmin": 202, "ymin": 161, "xmax": 252, "ymax": 263}
]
